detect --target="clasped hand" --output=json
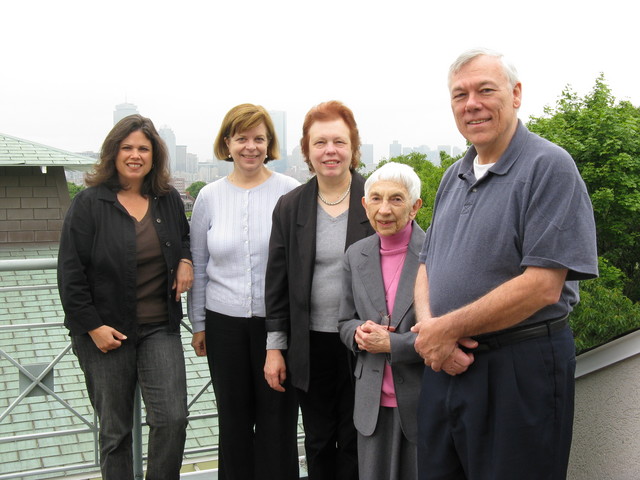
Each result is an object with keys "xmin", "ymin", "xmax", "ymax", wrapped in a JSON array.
[
  {"xmin": 355, "ymin": 320, "xmax": 394, "ymax": 354},
  {"xmin": 411, "ymin": 318, "xmax": 477, "ymax": 376}
]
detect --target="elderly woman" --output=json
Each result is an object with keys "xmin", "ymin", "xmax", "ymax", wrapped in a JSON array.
[
  {"xmin": 264, "ymin": 101, "xmax": 374, "ymax": 479},
  {"xmin": 338, "ymin": 162, "xmax": 425, "ymax": 480},
  {"xmin": 188, "ymin": 104, "xmax": 300, "ymax": 479}
]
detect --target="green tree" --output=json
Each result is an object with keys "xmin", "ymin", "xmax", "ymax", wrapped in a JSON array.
[
  {"xmin": 528, "ymin": 75, "xmax": 640, "ymax": 301},
  {"xmin": 67, "ymin": 182, "xmax": 85, "ymax": 199},
  {"xmin": 570, "ymin": 258, "xmax": 640, "ymax": 353},
  {"xmin": 528, "ymin": 75, "xmax": 640, "ymax": 349},
  {"xmin": 186, "ymin": 181, "xmax": 207, "ymax": 200}
]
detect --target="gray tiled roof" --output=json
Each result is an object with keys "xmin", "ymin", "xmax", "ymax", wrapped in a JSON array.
[{"xmin": 0, "ymin": 133, "xmax": 95, "ymax": 169}]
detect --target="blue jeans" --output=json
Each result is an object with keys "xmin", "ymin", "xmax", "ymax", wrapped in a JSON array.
[{"xmin": 72, "ymin": 322, "xmax": 188, "ymax": 480}]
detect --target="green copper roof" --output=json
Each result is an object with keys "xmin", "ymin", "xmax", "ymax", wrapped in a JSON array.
[{"xmin": 0, "ymin": 133, "xmax": 96, "ymax": 169}]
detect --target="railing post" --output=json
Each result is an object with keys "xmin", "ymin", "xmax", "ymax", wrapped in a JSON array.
[{"xmin": 133, "ymin": 383, "xmax": 144, "ymax": 479}]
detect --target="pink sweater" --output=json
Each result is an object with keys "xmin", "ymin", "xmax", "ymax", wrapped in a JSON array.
[{"xmin": 379, "ymin": 221, "xmax": 412, "ymax": 407}]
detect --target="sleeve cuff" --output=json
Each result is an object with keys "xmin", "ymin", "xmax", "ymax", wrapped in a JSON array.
[{"xmin": 266, "ymin": 331, "xmax": 288, "ymax": 350}]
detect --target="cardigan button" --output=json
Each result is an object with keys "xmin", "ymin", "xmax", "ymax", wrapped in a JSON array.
[
  {"xmin": 165, "ymin": 241, "xmax": 172, "ymax": 247},
  {"xmin": 156, "ymin": 218, "xmax": 162, "ymax": 223}
]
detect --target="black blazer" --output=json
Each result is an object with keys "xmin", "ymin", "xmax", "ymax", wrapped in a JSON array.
[
  {"xmin": 58, "ymin": 184, "xmax": 191, "ymax": 339},
  {"xmin": 265, "ymin": 172, "xmax": 375, "ymax": 391}
]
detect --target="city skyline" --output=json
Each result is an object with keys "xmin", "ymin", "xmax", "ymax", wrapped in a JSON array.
[
  {"xmin": 112, "ymin": 100, "xmax": 465, "ymax": 167},
  {"xmin": 114, "ymin": 101, "xmax": 460, "ymax": 171},
  {"xmin": 106, "ymin": 102, "xmax": 463, "ymax": 185},
  {"xmin": 1, "ymin": 1, "xmax": 637, "ymax": 169}
]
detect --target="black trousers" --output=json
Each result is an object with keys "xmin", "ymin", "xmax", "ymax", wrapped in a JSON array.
[
  {"xmin": 417, "ymin": 325, "xmax": 576, "ymax": 480},
  {"xmin": 296, "ymin": 331, "xmax": 358, "ymax": 480},
  {"xmin": 205, "ymin": 310, "xmax": 300, "ymax": 480}
]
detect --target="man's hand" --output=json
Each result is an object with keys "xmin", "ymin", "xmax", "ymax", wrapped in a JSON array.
[
  {"xmin": 440, "ymin": 338, "xmax": 477, "ymax": 375},
  {"xmin": 88, "ymin": 325, "xmax": 127, "ymax": 353},
  {"xmin": 412, "ymin": 320, "xmax": 478, "ymax": 373},
  {"xmin": 411, "ymin": 318, "xmax": 457, "ymax": 371},
  {"xmin": 264, "ymin": 349, "xmax": 288, "ymax": 392}
]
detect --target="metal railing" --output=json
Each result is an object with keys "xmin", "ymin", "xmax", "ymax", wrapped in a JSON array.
[{"xmin": 0, "ymin": 257, "xmax": 219, "ymax": 479}]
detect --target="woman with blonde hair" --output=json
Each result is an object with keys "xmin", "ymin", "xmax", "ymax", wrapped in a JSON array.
[{"xmin": 189, "ymin": 104, "xmax": 300, "ymax": 479}]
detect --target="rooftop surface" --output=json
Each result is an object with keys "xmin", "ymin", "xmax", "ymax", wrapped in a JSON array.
[
  {"xmin": 0, "ymin": 244, "xmax": 222, "ymax": 478},
  {"xmin": 0, "ymin": 133, "xmax": 95, "ymax": 170}
]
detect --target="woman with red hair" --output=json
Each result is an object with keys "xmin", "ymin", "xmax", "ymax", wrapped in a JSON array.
[{"xmin": 264, "ymin": 101, "xmax": 374, "ymax": 480}]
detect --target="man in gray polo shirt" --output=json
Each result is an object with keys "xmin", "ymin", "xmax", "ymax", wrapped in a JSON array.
[{"xmin": 412, "ymin": 48, "xmax": 598, "ymax": 479}]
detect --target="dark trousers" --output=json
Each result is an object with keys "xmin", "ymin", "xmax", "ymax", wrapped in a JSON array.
[
  {"xmin": 297, "ymin": 331, "xmax": 358, "ymax": 480},
  {"xmin": 417, "ymin": 326, "xmax": 576, "ymax": 480},
  {"xmin": 72, "ymin": 323, "xmax": 188, "ymax": 480},
  {"xmin": 205, "ymin": 310, "xmax": 300, "ymax": 480}
]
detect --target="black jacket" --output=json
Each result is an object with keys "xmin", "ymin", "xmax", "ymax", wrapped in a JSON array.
[
  {"xmin": 58, "ymin": 184, "xmax": 191, "ymax": 338},
  {"xmin": 265, "ymin": 172, "xmax": 374, "ymax": 391}
]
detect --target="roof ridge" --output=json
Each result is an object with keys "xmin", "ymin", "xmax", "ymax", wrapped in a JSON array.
[{"xmin": 0, "ymin": 132, "xmax": 97, "ymax": 167}]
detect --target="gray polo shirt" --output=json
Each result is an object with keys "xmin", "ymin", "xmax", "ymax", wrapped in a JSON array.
[{"xmin": 420, "ymin": 121, "xmax": 598, "ymax": 328}]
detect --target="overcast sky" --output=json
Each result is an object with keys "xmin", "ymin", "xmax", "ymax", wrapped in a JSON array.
[{"xmin": 1, "ymin": 0, "xmax": 637, "ymax": 164}]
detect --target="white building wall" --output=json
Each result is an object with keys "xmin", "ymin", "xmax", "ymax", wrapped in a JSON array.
[{"xmin": 568, "ymin": 337, "xmax": 640, "ymax": 479}]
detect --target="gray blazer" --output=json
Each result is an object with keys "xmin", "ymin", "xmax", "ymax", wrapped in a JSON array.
[{"xmin": 338, "ymin": 223, "xmax": 425, "ymax": 443}]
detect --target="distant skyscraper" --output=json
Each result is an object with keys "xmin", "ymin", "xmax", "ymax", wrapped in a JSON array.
[
  {"xmin": 113, "ymin": 102, "xmax": 139, "ymax": 125},
  {"xmin": 361, "ymin": 144, "xmax": 374, "ymax": 169},
  {"xmin": 389, "ymin": 140, "xmax": 402, "ymax": 158},
  {"xmin": 269, "ymin": 110, "xmax": 287, "ymax": 173},
  {"xmin": 290, "ymin": 144, "xmax": 303, "ymax": 166},
  {"xmin": 159, "ymin": 126, "xmax": 177, "ymax": 171},
  {"xmin": 176, "ymin": 145, "xmax": 187, "ymax": 172},
  {"xmin": 172, "ymin": 177, "xmax": 187, "ymax": 192},
  {"xmin": 186, "ymin": 152, "xmax": 198, "ymax": 175}
]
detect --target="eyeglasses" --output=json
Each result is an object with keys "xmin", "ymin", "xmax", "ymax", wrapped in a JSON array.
[{"xmin": 380, "ymin": 312, "xmax": 391, "ymax": 329}]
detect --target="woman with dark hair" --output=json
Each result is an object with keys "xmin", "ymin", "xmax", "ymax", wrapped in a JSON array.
[
  {"xmin": 264, "ymin": 100, "xmax": 374, "ymax": 480},
  {"xmin": 58, "ymin": 114, "xmax": 191, "ymax": 480},
  {"xmin": 188, "ymin": 104, "xmax": 300, "ymax": 479}
]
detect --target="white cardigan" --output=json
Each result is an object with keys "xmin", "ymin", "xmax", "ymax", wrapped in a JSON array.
[{"xmin": 188, "ymin": 172, "xmax": 299, "ymax": 332}]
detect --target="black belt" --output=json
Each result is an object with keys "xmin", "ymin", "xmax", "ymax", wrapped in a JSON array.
[{"xmin": 461, "ymin": 316, "xmax": 569, "ymax": 353}]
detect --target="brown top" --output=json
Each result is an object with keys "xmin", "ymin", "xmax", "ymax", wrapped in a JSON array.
[{"xmin": 134, "ymin": 206, "xmax": 168, "ymax": 324}]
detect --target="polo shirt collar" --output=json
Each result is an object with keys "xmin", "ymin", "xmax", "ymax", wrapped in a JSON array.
[{"xmin": 457, "ymin": 119, "xmax": 529, "ymax": 179}]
